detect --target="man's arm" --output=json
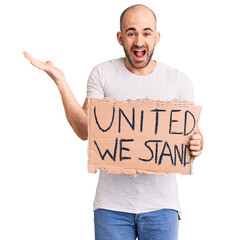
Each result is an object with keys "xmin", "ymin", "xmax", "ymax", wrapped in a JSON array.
[
  {"xmin": 23, "ymin": 51, "xmax": 88, "ymax": 141},
  {"xmin": 57, "ymin": 80, "xmax": 88, "ymax": 141},
  {"xmin": 178, "ymin": 72, "xmax": 203, "ymax": 158}
]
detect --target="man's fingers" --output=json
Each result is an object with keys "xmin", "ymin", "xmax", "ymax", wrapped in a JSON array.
[
  {"xmin": 189, "ymin": 133, "xmax": 202, "ymax": 157},
  {"xmin": 23, "ymin": 51, "xmax": 48, "ymax": 70},
  {"xmin": 30, "ymin": 61, "xmax": 46, "ymax": 70},
  {"xmin": 190, "ymin": 150, "xmax": 202, "ymax": 157},
  {"xmin": 23, "ymin": 51, "xmax": 40, "ymax": 62},
  {"xmin": 189, "ymin": 145, "xmax": 200, "ymax": 151},
  {"xmin": 190, "ymin": 134, "xmax": 201, "ymax": 140},
  {"xmin": 189, "ymin": 139, "xmax": 200, "ymax": 146}
]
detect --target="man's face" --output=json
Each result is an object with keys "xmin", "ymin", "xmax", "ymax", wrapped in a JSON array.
[
  {"xmin": 122, "ymin": 29, "xmax": 156, "ymax": 69},
  {"xmin": 117, "ymin": 7, "xmax": 160, "ymax": 71}
]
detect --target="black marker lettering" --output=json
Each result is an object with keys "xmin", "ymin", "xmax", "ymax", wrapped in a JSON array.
[
  {"xmin": 119, "ymin": 107, "xmax": 135, "ymax": 133},
  {"xmin": 184, "ymin": 110, "xmax": 196, "ymax": 136},
  {"xmin": 140, "ymin": 110, "xmax": 144, "ymax": 132},
  {"xmin": 94, "ymin": 138, "xmax": 118, "ymax": 161},
  {"xmin": 174, "ymin": 144, "xmax": 184, "ymax": 166},
  {"xmin": 169, "ymin": 110, "xmax": 183, "ymax": 135},
  {"xmin": 159, "ymin": 141, "xmax": 173, "ymax": 165},
  {"xmin": 119, "ymin": 139, "xmax": 134, "ymax": 161},
  {"xmin": 139, "ymin": 140, "xmax": 162, "ymax": 162},
  {"xmin": 94, "ymin": 106, "xmax": 115, "ymax": 132},
  {"xmin": 151, "ymin": 109, "xmax": 166, "ymax": 134},
  {"xmin": 184, "ymin": 144, "xmax": 191, "ymax": 166}
]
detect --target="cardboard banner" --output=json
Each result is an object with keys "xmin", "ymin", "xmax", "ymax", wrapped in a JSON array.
[{"xmin": 87, "ymin": 97, "xmax": 202, "ymax": 176}]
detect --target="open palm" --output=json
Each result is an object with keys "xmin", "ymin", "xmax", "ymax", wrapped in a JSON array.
[{"xmin": 23, "ymin": 51, "xmax": 65, "ymax": 83}]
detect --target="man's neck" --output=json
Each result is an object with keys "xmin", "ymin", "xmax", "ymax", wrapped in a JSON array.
[{"xmin": 123, "ymin": 57, "xmax": 157, "ymax": 76}]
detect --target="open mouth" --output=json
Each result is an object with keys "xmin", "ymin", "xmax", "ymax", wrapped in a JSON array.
[{"xmin": 133, "ymin": 50, "xmax": 146, "ymax": 58}]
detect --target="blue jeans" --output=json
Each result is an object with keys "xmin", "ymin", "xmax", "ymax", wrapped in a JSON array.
[{"xmin": 94, "ymin": 208, "xmax": 179, "ymax": 240}]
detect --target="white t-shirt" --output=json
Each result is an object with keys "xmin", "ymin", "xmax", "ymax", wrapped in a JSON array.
[{"xmin": 86, "ymin": 58, "xmax": 194, "ymax": 218}]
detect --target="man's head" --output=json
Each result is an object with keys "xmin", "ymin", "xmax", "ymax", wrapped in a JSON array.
[
  {"xmin": 117, "ymin": 4, "xmax": 160, "ymax": 74},
  {"xmin": 120, "ymin": 4, "xmax": 157, "ymax": 32}
]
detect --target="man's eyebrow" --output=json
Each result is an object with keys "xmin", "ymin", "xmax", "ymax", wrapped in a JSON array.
[
  {"xmin": 144, "ymin": 27, "xmax": 153, "ymax": 32},
  {"xmin": 125, "ymin": 27, "xmax": 136, "ymax": 33},
  {"xmin": 125, "ymin": 27, "xmax": 153, "ymax": 33}
]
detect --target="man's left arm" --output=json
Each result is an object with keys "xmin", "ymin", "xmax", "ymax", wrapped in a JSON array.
[{"xmin": 178, "ymin": 71, "xmax": 203, "ymax": 158}]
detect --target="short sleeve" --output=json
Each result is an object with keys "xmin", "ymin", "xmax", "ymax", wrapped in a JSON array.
[
  {"xmin": 178, "ymin": 71, "xmax": 194, "ymax": 102},
  {"xmin": 86, "ymin": 65, "xmax": 104, "ymax": 99}
]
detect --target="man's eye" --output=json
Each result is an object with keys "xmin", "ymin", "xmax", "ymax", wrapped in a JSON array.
[
  {"xmin": 144, "ymin": 33, "xmax": 151, "ymax": 36},
  {"xmin": 128, "ymin": 33, "xmax": 135, "ymax": 37}
]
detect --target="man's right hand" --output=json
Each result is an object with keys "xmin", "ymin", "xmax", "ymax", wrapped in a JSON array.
[
  {"xmin": 23, "ymin": 51, "xmax": 65, "ymax": 84},
  {"xmin": 23, "ymin": 51, "xmax": 88, "ymax": 140}
]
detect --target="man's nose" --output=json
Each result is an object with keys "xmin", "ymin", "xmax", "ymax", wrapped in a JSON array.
[{"xmin": 134, "ymin": 34, "xmax": 144, "ymax": 47}]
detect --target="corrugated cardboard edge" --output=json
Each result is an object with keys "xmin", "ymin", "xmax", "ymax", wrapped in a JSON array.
[
  {"xmin": 87, "ymin": 97, "xmax": 91, "ymax": 172},
  {"xmin": 88, "ymin": 164, "xmax": 193, "ymax": 177},
  {"xmin": 89, "ymin": 96, "xmax": 197, "ymax": 108},
  {"xmin": 87, "ymin": 97, "xmax": 202, "ymax": 176}
]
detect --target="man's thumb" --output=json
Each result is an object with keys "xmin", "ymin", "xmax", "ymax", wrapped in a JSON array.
[{"xmin": 46, "ymin": 61, "xmax": 54, "ymax": 66}]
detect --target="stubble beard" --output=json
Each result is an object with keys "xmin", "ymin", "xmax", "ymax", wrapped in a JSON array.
[{"xmin": 123, "ymin": 44, "xmax": 155, "ymax": 69}]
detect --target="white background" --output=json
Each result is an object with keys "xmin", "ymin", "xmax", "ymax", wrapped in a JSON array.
[{"xmin": 0, "ymin": 0, "xmax": 226, "ymax": 239}]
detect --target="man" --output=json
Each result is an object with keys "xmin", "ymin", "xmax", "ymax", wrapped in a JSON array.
[{"xmin": 23, "ymin": 4, "xmax": 203, "ymax": 240}]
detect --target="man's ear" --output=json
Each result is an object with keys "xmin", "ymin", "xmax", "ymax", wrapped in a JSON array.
[
  {"xmin": 155, "ymin": 31, "xmax": 161, "ymax": 46},
  {"xmin": 117, "ymin": 32, "xmax": 123, "ymax": 46}
]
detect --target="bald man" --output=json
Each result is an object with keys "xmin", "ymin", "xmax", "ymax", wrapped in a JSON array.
[{"xmin": 24, "ymin": 4, "xmax": 203, "ymax": 240}]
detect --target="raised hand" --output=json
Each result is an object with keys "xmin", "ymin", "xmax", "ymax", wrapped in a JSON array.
[
  {"xmin": 23, "ymin": 51, "xmax": 66, "ymax": 84},
  {"xmin": 23, "ymin": 51, "xmax": 88, "ymax": 140}
]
